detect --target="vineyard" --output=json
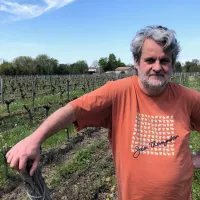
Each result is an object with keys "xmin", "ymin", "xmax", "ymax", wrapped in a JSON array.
[{"xmin": 1, "ymin": 72, "xmax": 200, "ymax": 200}]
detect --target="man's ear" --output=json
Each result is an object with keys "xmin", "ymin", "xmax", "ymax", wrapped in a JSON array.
[{"xmin": 134, "ymin": 60, "xmax": 139, "ymax": 70}]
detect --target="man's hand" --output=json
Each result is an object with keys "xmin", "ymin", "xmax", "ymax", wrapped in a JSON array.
[
  {"xmin": 6, "ymin": 104, "xmax": 76, "ymax": 176},
  {"xmin": 191, "ymin": 153, "xmax": 200, "ymax": 168},
  {"xmin": 6, "ymin": 135, "xmax": 41, "ymax": 176}
]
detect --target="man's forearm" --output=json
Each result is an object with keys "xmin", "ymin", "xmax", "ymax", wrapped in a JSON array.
[{"xmin": 30, "ymin": 103, "xmax": 76, "ymax": 145}]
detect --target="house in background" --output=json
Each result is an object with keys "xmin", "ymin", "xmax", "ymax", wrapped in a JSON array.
[
  {"xmin": 105, "ymin": 71, "xmax": 116, "ymax": 74},
  {"xmin": 88, "ymin": 67, "xmax": 101, "ymax": 74},
  {"xmin": 115, "ymin": 66, "xmax": 135, "ymax": 75}
]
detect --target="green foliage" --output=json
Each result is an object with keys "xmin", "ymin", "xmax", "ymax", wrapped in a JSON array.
[
  {"xmin": 58, "ymin": 139, "xmax": 106, "ymax": 178},
  {"xmin": 0, "ymin": 55, "xmax": 88, "ymax": 75},
  {"xmin": 98, "ymin": 53, "xmax": 126, "ymax": 72},
  {"xmin": 98, "ymin": 57, "xmax": 108, "ymax": 72},
  {"xmin": 70, "ymin": 60, "xmax": 88, "ymax": 74},
  {"xmin": 12, "ymin": 56, "xmax": 36, "ymax": 75},
  {"xmin": 190, "ymin": 131, "xmax": 200, "ymax": 200},
  {"xmin": 108, "ymin": 53, "xmax": 118, "ymax": 71},
  {"xmin": 35, "ymin": 54, "xmax": 59, "ymax": 75},
  {"xmin": 0, "ymin": 61, "xmax": 15, "ymax": 75},
  {"xmin": 174, "ymin": 61, "xmax": 182, "ymax": 72},
  {"xmin": 57, "ymin": 64, "xmax": 70, "ymax": 74},
  {"xmin": 182, "ymin": 59, "xmax": 200, "ymax": 72},
  {"xmin": 117, "ymin": 58, "xmax": 126, "ymax": 67}
]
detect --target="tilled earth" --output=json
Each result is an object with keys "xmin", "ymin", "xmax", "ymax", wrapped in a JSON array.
[{"xmin": 0, "ymin": 128, "xmax": 118, "ymax": 200}]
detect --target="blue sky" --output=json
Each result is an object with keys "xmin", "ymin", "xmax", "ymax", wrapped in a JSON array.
[{"xmin": 0, "ymin": 0, "xmax": 200, "ymax": 66}]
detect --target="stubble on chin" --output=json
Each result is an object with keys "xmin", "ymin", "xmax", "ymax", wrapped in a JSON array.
[{"xmin": 141, "ymin": 75, "xmax": 170, "ymax": 94}]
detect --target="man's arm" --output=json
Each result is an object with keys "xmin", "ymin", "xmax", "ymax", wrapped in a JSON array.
[{"xmin": 6, "ymin": 103, "xmax": 76, "ymax": 176}]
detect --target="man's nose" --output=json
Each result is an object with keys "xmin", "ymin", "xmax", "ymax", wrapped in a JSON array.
[{"xmin": 152, "ymin": 61, "xmax": 162, "ymax": 72}]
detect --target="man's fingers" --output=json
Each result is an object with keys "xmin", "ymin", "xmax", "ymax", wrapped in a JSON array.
[
  {"xmin": 30, "ymin": 156, "xmax": 40, "ymax": 176},
  {"xmin": 6, "ymin": 153, "xmax": 13, "ymax": 164},
  {"xmin": 10, "ymin": 156, "xmax": 19, "ymax": 170},
  {"xmin": 19, "ymin": 156, "xmax": 28, "ymax": 174},
  {"xmin": 5, "ymin": 151, "xmax": 10, "ymax": 159}
]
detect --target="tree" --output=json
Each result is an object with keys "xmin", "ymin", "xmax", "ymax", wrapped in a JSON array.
[
  {"xmin": 174, "ymin": 61, "xmax": 182, "ymax": 72},
  {"xmin": 70, "ymin": 60, "xmax": 88, "ymax": 74},
  {"xmin": 190, "ymin": 59, "xmax": 200, "ymax": 72},
  {"xmin": 0, "ymin": 61, "xmax": 14, "ymax": 75},
  {"xmin": 192, "ymin": 59, "xmax": 199, "ymax": 65},
  {"xmin": 184, "ymin": 62, "xmax": 190, "ymax": 72},
  {"xmin": 12, "ymin": 56, "xmax": 36, "ymax": 75},
  {"xmin": 98, "ymin": 57, "xmax": 108, "ymax": 72},
  {"xmin": 57, "ymin": 64, "xmax": 70, "ymax": 74},
  {"xmin": 117, "ymin": 58, "xmax": 126, "ymax": 67},
  {"xmin": 35, "ymin": 54, "xmax": 58, "ymax": 75},
  {"xmin": 182, "ymin": 60, "xmax": 200, "ymax": 72},
  {"xmin": 108, "ymin": 53, "xmax": 118, "ymax": 71},
  {"xmin": 98, "ymin": 54, "xmax": 126, "ymax": 72}
]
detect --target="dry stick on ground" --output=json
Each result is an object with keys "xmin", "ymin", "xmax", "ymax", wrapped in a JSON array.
[{"xmin": 20, "ymin": 160, "xmax": 52, "ymax": 200}]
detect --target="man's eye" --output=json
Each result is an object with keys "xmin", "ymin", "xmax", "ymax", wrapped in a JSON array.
[
  {"xmin": 161, "ymin": 59, "xmax": 170, "ymax": 64},
  {"xmin": 146, "ymin": 59, "xmax": 155, "ymax": 63}
]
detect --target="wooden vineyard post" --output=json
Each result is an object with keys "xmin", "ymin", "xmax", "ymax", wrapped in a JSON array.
[
  {"xmin": 179, "ymin": 73, "xmax": 183, "ymax": 85},
  {"xmin": 66, "ymin": 80, "xmax": 70, "ymax": 140},
  {"xmin": 50, "ymin": 75, "xmax": 52, "ymax": 92},
  {"xmin": 92, "ymin": 78, "xmax": 95, "ymax": 91},
  {"xmin": 32, "ymin": 77, "xmax": 36, "ymax": 110},
  {"xmin": 0, "ymin": 77, "xmax": 4, "ymax": 104},
  {"xmin": 20, "ymin": 160, "xmax": 52, "ymax": 200},
  {"xmin": 66, "ymin": 80, "xmax": 70, "ymax": 103}
]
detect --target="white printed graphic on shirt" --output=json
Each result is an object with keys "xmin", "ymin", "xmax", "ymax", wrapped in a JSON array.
[{"xmin": 131, "ymin": 113, "xmax": 179, "ymax": 158}]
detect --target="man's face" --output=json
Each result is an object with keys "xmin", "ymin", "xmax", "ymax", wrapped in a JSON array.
[{"xmin": 135, "ymin": 39, "xmax": 173, "ymax": 94}]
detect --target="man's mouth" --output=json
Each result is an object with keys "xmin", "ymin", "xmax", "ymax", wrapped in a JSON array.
[{"xmin": 149, "ymin": 74, "xmax": 164, "ymax": 77}]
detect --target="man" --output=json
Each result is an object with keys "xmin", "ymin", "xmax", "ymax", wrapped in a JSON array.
[{"xmin": 6, "ymin": 26, "xmax": 200, "ymax": 200}]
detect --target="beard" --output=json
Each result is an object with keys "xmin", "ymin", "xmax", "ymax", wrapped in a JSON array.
[{"xmin": 138, "ymin": 71, "xmax": 171, "ymax": 95}]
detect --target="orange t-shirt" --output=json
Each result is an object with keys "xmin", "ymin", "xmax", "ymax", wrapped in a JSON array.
[{"xmin": 69, "ymin": 75, "xmax": 200, "ymax": 200}]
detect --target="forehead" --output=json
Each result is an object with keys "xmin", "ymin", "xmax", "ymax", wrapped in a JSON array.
[{"xmin": 141, "ymin": 39, "xmax": 172, "ymax": 58}]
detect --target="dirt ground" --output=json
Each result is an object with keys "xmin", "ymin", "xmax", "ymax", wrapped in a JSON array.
[{"xmin": 0, "ymin": 128, "xmax": 118, "ymax": 200}]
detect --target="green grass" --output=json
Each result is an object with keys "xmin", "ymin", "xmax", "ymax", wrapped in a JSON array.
[
  {"xmin": 190, "ymin": 131, "xmax": 200, "ymax": 200},
  {"xmin": 182, "ymin": 77, "xmax": 200, "ymax": 200},
  {"xmin": 59, "ymin": 139, "xmax": 106, "ymax": 177},
  {"xmin": 0, "ymin": 85, "xmax": 87, "ymax": 188},
  {"xmin": 0, "ymin": 121, "xmax": 76, "ymax": 187},
  {"xmin": 47, "ymin": 137, "xmax": 117, "ymax": 200},
  {"xmin": 42, "ymin": 124, "xmax": 75, "ymax": 150},
  {"xmin": 0, "ymin": 90, "xmax": 85, "ymax": 114},
  {"xmin": 49, "ymin": 139, "xmax": 107, "ymax": 187}
]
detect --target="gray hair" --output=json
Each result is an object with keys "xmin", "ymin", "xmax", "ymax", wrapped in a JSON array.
[{"xmin": 130, "ymin": 25, "xmax": 181, "ymax": 65}]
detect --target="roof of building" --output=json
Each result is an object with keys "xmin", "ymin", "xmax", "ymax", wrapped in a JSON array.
[
  {"xmin": 105, "ymin": 71, "xmax": 115, "ymax": 73},
  {"xmin": 88, "ymin": 67, "xmax": 100, "ymax": 70},
  {"xmin": 115, "ymin": 67, "xmax": 132, "ymax": 71}
]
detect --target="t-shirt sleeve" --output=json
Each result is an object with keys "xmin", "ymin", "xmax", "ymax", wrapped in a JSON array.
[
  {"xmin": 69, "ymin": 81, "xmax": 114, "ymax": 131},
  {"xmin": 190, "ymin": 90, "xmax": 200, "ymax": 132}
]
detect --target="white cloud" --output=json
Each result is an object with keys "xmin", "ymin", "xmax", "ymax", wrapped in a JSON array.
[{"xmin": 0, "ymin": 0, "xmax": 75, "ymax": 22}]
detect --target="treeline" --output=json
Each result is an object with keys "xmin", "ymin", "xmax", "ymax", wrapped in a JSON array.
[
  {"xmin": 98, "ymin": 53, "xmax": 127, "ymax": 72},
  {"xmin": 0, "ymin": 53, "xmax": 128, "ymax": 76},
  {"xmin": 0, "ymin": 54, "xmax": 88, "ymax": 75},
  {"xmin": 174, "ymin": 59, "xmax": 200, "ymax": 72},
  {"xmin": 1, "ymin": 53, "xmax": 199, "ymax": 75}
]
